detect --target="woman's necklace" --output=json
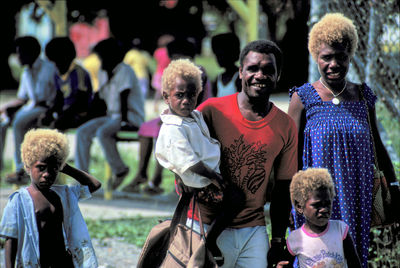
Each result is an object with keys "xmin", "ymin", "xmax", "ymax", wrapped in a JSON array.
[{"xmin": 319, "ymin": 77, "xmax": 347, "ymax": 105}]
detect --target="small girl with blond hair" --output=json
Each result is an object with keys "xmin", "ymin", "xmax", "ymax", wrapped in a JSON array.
[
  {"xmin": 277, "ymin": 168, "xmax": 361, "ymax": 268},
  {"xmin": 0, "ymin": 128, "xmax": 101, "ymax": 267}
]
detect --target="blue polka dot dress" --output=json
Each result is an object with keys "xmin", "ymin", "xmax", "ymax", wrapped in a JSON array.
[{"xmin": 289, "ymin": 83, "xmax": 376, "ymax": 268}]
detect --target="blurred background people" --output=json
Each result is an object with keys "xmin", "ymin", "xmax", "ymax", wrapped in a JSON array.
[
  {"xmin": 211, "ymin": 32, "xmax": 241, "ymax": 97},
  {"xmin": 1, "ymin": 36, "xmax": 57, "ymax": 184},
  {"xmin": 74, "ymin": 37, "xmax": 144, "ymax": 190},
  {"xmin": 124, "ymin": 38, "xmax": 152, "ymax": 99},
  {"xmin": 151, "ymin": 34, "xmax": 174, "ymax": 113},
  {"xmin": 122, "ymin": 37, "xmax": 212, "ymax": 195},
  {"xmin": 43, "ymin": 36, "xmax": 93, "ymax": 131}
]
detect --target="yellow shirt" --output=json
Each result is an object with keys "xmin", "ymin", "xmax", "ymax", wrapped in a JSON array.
[
  {"xmin": 82, "ymin": 53, "xmax": 101, "ymax": 92},
  {"xmin": 123, "ymin": 49, "xmax": 150, "ymax": 79}
]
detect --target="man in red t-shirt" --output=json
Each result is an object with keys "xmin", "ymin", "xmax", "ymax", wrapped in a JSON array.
[{"xmin": 195, "ymin": 40, "xmax": 298, "ymax": 267}]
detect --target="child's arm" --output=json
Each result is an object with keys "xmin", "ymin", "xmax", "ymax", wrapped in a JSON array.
[
  {"xmin": 188, "ymin": 161, "xmax": 226, "ymax": 190},
  {"xmin": 343, "ymin": 233, "xmax": 362, "ymax": 268},
  {"xmin": 4, "ymin": 237, "xmax": 17, "ymax": 268},
  {"xmin": 60, "ymin": 163, "xmax": 102, "ymax": 193}
]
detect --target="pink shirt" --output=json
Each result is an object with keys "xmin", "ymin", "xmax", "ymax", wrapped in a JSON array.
[{"xmin": 287, "ymin": 220, "xmax": 349, "ymax": 268}]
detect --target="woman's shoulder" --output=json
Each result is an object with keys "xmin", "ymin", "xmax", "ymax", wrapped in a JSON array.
[
  {"xmin": 289, "ymin": 82, "xmax": 313, "ymax": 96},
  {"xmin": 289, "ymin": 82, "xmax": 319, "ymax": 107}
]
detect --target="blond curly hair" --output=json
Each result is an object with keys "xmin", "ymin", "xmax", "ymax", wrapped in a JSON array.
[
  {"xmin": 290, "ymin": 168, "xmax": 336, "ymax": 211},
  {"xmin": 161, "ymin": 58, "xmax": 202, "ymax": 95},
  {"xmin": 21, "ymin": 128, "xmax": 69, "ymax": 171},
  {"xmin": 308, "ymin": 13, "xmax": 358, "ymax": 61}
]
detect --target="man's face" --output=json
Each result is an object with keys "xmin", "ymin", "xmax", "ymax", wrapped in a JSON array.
[{"xmin": 239, "ymin": 51, "xmax": 278, "ymax": 99}]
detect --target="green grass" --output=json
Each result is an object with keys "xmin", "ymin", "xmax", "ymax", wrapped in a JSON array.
[
  {"xmin": 86, "ymin": 216, "xmax": 169, "ymax": 248},
  {"xmin": 0, "ymin": 140, "xmax": 177, "ymax": 194}
]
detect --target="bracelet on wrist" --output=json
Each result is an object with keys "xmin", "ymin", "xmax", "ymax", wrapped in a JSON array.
[{"xmin": 271, "ymin": 237, "xmax": 285, "ymax": 244}]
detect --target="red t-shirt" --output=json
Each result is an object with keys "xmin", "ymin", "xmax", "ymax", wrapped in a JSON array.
[{"xmin": 189, "ymin": 93, "xmax": 298, "ymax": 228}]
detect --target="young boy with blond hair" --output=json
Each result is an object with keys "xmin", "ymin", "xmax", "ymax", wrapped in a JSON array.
[{"xmin": 0, "ymin": 128, "xmax": 101, "ymax": 267}]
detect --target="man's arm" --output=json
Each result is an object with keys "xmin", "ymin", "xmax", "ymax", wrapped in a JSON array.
[
  {"xmin": 5, "ymin": 237, "xmax": 17, "ymax": 268},
  {"xmin": 343, "ymin": 233, "xmax": 362, "ymax": 267},
  {"xmin": 268, "ymin": 179, "xmax": 292, "ymax": 268},
  {"xmin": 60, "ymin": 163, "xmax": 101, "ymax": 193},
  {"xmin": 270, "ymin": 179, "xmax": 292, "ymax": 239}
]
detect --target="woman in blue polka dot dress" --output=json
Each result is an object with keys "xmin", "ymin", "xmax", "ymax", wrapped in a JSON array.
[{"xmin": 288, "ymin": 13, "xmax": 398, "ymax": 268}]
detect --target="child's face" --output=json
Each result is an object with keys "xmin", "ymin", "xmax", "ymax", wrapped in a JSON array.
[
  {"xmin": 28, "ymin": 156, "xmax": 61, "ymax": 191},
  {"xmin": 163, "ymin": 76, "xmax": 198, "ymax": 117},
  {"xmin": 301, "ymin": 187, "xmax": 333, "ymax": 228}
]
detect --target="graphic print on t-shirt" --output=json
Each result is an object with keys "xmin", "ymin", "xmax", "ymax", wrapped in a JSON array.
[{"xmin": 222, "ymin": 135, "xmax": 267, "ymax": 194}]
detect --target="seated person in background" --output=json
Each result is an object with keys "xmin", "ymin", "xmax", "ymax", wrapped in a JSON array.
[
  {"xmin": 123, "ymin": 38, "xmax": 152, "ymax": 99},
  {"xmin": 211, "ymin": 32, "xmax": 241, "ymax": 97},
  {"xmin": 122, "ymin": 37, "xmax": 212, "ymax": 194},
  {"xmin": 151, "ymin": 34, "xmax": 174, "ymax": 114},
  {"xmin": 1, "ymin": 36, "xmax": 57, "ymax": 184},
  {"xmin": 277, "ymin": 168, "xmax": 361, "ymax": 268},
  {"xmin": 74, "ymin": 37, "xmax": 144, "ymax": 190},
  {"xmin": 43, "ymin": 36, "xmax": 94, "ymax": 131},
  {"xmin": 0, "ymin": 128, "xmax": 101, "ymax": 267}
]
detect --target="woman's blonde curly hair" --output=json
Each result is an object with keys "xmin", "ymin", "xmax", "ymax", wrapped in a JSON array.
[
  {"xmin": 161, "ymin": 58, "xmax": 203, "ymax": 95},
  {"xmin": 290, "ymin": 168, "xmax": 336, "ymax": 211},
  {"xmin": 21, "ymin": 128, "xmax": 69, "ymax": 171},
  {"xmin": 308, "ymin": 13, "xmax": 358, "ymax": 61}
]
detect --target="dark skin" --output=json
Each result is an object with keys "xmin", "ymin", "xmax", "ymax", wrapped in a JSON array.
[
  {"xmin": 238, "ymin": 51, "xmax": 278, "ymax": 119},
  {"xmin": 238, "ymin": 51, "xmax": 294, "ymax": 267},
  {"xmin": 277, "ymin": 188, "xmax": 361, "ymax": 268},
  {"xmin": 163, "ymin": 75, "xmax": 230, "ymax": 264},
  {"xmin": 162, "ymin": 76, "xmax": 227, "ymax": 191},
  {"xmin": 5, "ymin": 159, "xmax": 101, "ymax": 268},
  {"xmin": 288, "ymin": 42, "xmax": 397, "ymax": 188}
]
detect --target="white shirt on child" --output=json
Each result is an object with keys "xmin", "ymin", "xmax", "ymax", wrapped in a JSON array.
[
  {"xmin": 17, "ymin": 58, "xmax": 57, "ymax": 111},
  {"xmin": 155, "ymin": 109, "xmax": 221, "ymax": 188},
  {"xmin": 0, "ymin": 185, "xmax": 97, "ymax": 268},
  {"xmin": 287, "ymin": 220, "xmax": 349, "ymax": 268}
]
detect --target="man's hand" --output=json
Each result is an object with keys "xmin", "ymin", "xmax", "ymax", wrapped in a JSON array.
[{"xmin": 267, "ymin": 238, "xmax": 286, "ymax": 268}]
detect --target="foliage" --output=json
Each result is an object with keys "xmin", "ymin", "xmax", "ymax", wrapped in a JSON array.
[
  {"xmin": 86, "ymin": 216, "xmax": 169, "ymax": 248},
  {"xmin": 376, "ymin": 101, "xmax": 400, "ymax": 156},
  {"xmin": 376, "ymin": 101, "xmax": 400, "ymax": 180},
  {"xmin": 368, "ymin": 225, "xmax": 400, "ymax": 267}
]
